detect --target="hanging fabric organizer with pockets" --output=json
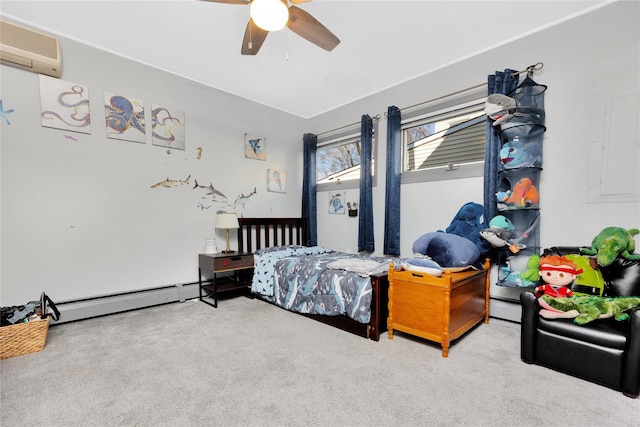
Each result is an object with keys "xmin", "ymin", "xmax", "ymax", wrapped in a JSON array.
[{"xmin": 495, "ymin": 75, "xmax": 547, "ymax": 287}]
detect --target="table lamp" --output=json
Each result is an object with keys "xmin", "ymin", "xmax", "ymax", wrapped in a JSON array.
[{"xmin": 216, "ymin": 212, "xmax": 239, "ymax": 253}]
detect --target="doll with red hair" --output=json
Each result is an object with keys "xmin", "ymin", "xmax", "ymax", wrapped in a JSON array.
[{"xmin": 533, "ymin": 254, "xmax": 583, "ymax": 298}]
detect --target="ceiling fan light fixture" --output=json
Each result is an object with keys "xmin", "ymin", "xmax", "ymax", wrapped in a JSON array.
[{"xmin": 250, "ymin": 0, "xmax": 289, "ymax": 32}]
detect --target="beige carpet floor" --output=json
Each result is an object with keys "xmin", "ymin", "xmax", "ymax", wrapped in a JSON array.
[{"xmin": 1, "ymin": 297, "xmax": 638, "ymax": 426}]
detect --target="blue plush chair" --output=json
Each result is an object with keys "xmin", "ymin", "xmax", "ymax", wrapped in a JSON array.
[{"xmin": 520, "ymin": 247, "xmax": 640, "ymax": 398}]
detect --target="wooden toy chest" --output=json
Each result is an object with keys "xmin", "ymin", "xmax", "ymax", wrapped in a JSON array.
[{"xmin": 387, "ymin": 260, "xmax": 490, "ymax": 357}]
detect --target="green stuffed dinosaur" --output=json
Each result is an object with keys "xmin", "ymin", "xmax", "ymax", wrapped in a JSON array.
[
  {"xmin": 520, "ymin": 254, "xmax": 541, "ymax": 284},
  {"xmin": 580, "ymin": 227, "xmax": 640, "ymax": 266},
  {"xmin": 539, "ymin": 294, "xmax": 640, "ymax": 325}
]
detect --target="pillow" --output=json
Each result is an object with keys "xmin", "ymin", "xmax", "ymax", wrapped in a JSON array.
[
  {"xmin": 255, "ymin": 245, "xmax": 304, "ymax": 256},
  {"xmin": 403, "ymin": 257, "xmax": 443, "ymax": 276},
  {"xmin": 255, "ymin": 245, "xmax": 329, "ymax": 256},
  {"xmin": 412, "ymin": 232, "xmax": 481, "ymax": 269}
]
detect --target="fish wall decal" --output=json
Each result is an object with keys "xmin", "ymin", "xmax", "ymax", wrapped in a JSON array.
[
  {"xmin": 150, "ymin": 174, "xmax": 191, "ymax": 188},
  {"xmin": 234, "ymin": 187, "xmax": 257, "ymax": 209},
  {"xmin": 192, "ymin": 179, "xmax": 227, "ymax": 199}
]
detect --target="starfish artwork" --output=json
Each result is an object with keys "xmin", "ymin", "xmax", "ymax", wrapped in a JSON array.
[{"xmin": 0, "ymin": 100, "xmax": 14, "ymax": 125}]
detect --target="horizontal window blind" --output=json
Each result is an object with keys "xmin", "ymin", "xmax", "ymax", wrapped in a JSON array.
[
  {"xmin": 403, "ymin": 98, "xmax": 485, "ymax": 174},
  {"xmin": 406, "ymin": 115, "xmax": 485, "ymax": 171}
]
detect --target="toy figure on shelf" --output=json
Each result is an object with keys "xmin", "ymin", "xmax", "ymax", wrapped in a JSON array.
[
  {"xmin": 505, "ymin": 177, "xmax": 539, "ymax": 208},
  {"xmin": 500, "ymin": 138, "xmax": 534, "ymax": 169},
  {"xmin": 496, "ymin": 190, "xmax": 511, "ymax": 204},
  {"xmin": 479, "ymin": 215, "xmax": 525, "ymax": 253},
  {"xmin": 484, "ymin": 94, "xmax": 516, "ymax": 126}
]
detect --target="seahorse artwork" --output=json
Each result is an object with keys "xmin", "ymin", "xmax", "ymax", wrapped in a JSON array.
[
  {"xmin": 234, "ymin": 187, "xmax": 257, "ymax": 209},
  {"xmin": 150, "ymin": 175, "xmax": 191, "ymax": 189},
  {"xmin": 0, "ymin": 100, "xmax": 14, "ymax": 125},
  {"xmin": 104, "ymin": 93, "xmax": 145, "ymax": 143},
  {"xmin": 39, "ymin": 75, "xmax": 91, "ymax": 133},
  {"xmin": 196, "ymin": 147, "xmax": 203, "ymax": 160},
  {"xmin": 151, "ymin": 104, "xmax": 185, "ymax": 150}
]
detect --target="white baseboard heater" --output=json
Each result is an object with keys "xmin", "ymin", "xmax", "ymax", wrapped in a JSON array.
[
  {"xmin": 489, "ymin": 297, "xmax": 522, "ymax": 323},
  {"xmin": 51, "ymin": 282, "xmax": 199, "ymax": 324}
]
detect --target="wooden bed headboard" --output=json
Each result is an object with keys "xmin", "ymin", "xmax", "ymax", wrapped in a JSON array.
[{"xmin": 237, "ymin": 218, "xmax": 308, "ymax": 253}]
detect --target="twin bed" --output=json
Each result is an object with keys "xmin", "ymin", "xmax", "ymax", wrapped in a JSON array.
[
  {"xmin": 237, "ymin": 217, "xmax": 490, "ymax": 351},
  {"xmin": 238, "ymin": 218, "xmax": 390, "ymax": 341}
]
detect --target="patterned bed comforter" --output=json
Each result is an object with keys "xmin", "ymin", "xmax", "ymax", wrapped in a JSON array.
[{"xmin": 251, "ymin": 246, "xmax": 393, "ymax": 324}]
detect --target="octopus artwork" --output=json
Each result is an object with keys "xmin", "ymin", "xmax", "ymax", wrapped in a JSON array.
[
  {"xmin": 105, "ymin": 93, "xmax": 145, "ymax": 143},
  {"xmin": 39, "ymin": 75, "xmax": 91, "ymax": 133},
  {"xmin": 151, "ymin": 104, "xmax": 185, "ymax": 150}
]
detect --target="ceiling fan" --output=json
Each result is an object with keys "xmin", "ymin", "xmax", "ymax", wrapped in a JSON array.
[{"xmin": 201, "ymin": 0, "xmax": 340, "ymax": 55}]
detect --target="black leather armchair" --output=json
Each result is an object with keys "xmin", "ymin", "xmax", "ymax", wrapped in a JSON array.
[{"xmin": 520, "ymin": 247, "xmax": 640, "ymax": 398}]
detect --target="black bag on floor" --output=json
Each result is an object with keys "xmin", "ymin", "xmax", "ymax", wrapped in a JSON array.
[{"xmin": 1, "ymin": 292, "xmax": 60, "ymax": 326}]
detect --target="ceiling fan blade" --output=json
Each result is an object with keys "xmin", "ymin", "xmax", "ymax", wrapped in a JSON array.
[
  {"xmin": 199, "ymin": 0, "xmax": 249, "ymax": 4},
  {"xmin": 287, "ymin": 6, "xmax": 340, "ymax": 51},
  {"xmin": 241, "ymin": 19, "xmax": 269, "ymax": 55},
  {"xmin": 290, "ymin": 0, "xmax": 313, "ymax": 4}
]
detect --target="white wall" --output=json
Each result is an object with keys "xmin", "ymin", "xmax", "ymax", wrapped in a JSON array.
[
  {"xmin": 307, "ymin": 1, "xmax": 639, "ymax": 304},
  {"xmin": 2, "ymin": 1, "xmax": 638, "ymax": 308},
  {"xmin": 1, "ymin": 32, "xmax": 307, "ymax": 304}
]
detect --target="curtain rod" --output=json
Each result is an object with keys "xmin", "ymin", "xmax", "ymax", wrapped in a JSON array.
[
  {"xmin": 399, "ymin": 82, "xmax": 487, "ymax": 113},
  {"xmin": 510, "ymin": 62, "xmax": 544, "ymax": 79},
  {"xmin": 316, "ymin": 114, "xmax": 381, "ymax": 137},
  {"xmin": 394, "ymin": 62, "xmax": 544, "ymax": 114}
]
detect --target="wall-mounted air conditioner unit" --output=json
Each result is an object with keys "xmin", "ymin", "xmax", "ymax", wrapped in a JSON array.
[{"xmin": 0, "ymin": 19, "xmax": 61, "ymax": 78}]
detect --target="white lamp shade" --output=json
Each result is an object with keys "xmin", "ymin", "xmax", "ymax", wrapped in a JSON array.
[
  {"xmin": 250, "ymin": 0, "xmax": 289, "ymax": 32},
  {"xmin": 216, "ymin": 213, "xmax": 239, "ymax": 230}
]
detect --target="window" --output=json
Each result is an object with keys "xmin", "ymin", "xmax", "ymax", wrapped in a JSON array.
[
  {"xmin": 402, "ymin": 91, "xmax": 487, "ymax": 183},
  {"xmin": 316, "ymin": 125, "xmax": 376, "ymax": 191}
]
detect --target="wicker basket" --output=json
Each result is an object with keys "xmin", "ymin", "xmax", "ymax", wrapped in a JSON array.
[{"xmin": 0, "ymin": 317, "xmax": 50, "ymax": 359}]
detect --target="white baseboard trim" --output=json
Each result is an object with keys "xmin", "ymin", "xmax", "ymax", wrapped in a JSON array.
[
  {"xmin": 51, "ymin": 283, "xmax": 199, "ymax": 324},
  {"xmin": 489, "ymin": 297, "xmax": 522, "ymax": 323}
]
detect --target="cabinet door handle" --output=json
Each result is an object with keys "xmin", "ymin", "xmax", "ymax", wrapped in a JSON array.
[{"xmin": 230, "ymin": 256, "xmax": 241, "ymax": 261}]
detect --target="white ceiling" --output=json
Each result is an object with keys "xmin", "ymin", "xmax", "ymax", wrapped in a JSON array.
[{"xmin": 1, "ymin": 0, "xmax": 608, "ymax": 118}]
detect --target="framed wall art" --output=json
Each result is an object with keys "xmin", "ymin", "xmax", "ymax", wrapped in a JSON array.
[
  {"xmin": 104, "ymin": 92, "xmax": 145, "ymax": 143},
  {"xmin": 39, "ymin": 75, "xmax": 91, "ymax": 133},
  {"xmin": 267, "ymin": 169, "xmax": 286, "ymax": 193},
  {"xmin": 245, "ymin": 133, "xmax": 266, "ymax": 160},
  {"xmin": 328, "ymin": 192, "xmax": 346, "ymax": 214},
  {"xmin": 152, "ymin": 103, "xmax": 185, "ymax": 150}
]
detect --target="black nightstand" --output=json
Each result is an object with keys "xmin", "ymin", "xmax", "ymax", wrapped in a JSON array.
[{"xmin": 198, "ymin": 252, "xmax": 254, "ymax": 308}]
